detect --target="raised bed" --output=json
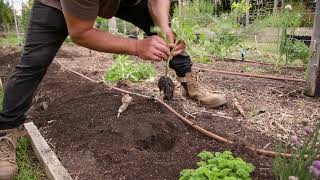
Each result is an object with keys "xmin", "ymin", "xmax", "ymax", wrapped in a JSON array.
[
  {"xmin": 1, "ymin": 46, "xmax": 318, "ymax": 180},
  {"xmin": 24, "ymin": 63, "xmax": 274, "ymax": 179}
]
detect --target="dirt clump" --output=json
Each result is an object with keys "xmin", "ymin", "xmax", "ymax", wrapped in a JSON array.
[{"xmin": 158, "ymin": 76, "xmax": 175, "ymax": 100}]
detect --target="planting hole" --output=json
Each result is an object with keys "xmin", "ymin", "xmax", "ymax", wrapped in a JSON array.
[{"xmin": 136, "ymin": 133, "xmax": 176, "ymax": 152}]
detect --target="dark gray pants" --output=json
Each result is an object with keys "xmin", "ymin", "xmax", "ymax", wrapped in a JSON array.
[{"xmin": 0, "ymin": 0, "xmax": 192, "ymax": 130}]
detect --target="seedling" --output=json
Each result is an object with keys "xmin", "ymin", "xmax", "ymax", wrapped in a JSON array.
[{"xmin": 151, "ymin": 26, "xmax": 180, "ymax": 100}]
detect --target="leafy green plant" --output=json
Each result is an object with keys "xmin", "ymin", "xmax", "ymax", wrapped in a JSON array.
[
  {"xmin": 20, "ymin": 0, "xmax": 34, "ymax": 34},
  {"xmin": 255, "ymin": 4, "xmax": 304, "ymax": 65},
  {"xmin": 95, "ymin": 17, "xmax": 108, "ymax": 31},
  {"xmin": 180, "ymin": 151, "xmax": 255, "ymax": 180},
  {"xmin": 281, "ymin": 39, "xmax": 309, "ymax": 65},
  {"xmin": 0, "ymin": 0, "xmax": 14, "ymax": 31},
  {"xmin": 274, "ymin": 122, "xmax": 320, "ymax": 180},
  {"xmin": 104, "ymin": 55, "xmax": 156, "ymax": 82}
]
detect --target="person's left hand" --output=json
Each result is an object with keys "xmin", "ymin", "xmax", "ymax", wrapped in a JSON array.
[{"xmin": 162, "ymin": 27, "xmax": 186, "ymax": 57}]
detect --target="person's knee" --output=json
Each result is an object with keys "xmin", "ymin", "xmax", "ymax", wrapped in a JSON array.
[
  {"xmin": 169, "ymin": 54, "xmax": 192, "ymax": 69},
  {"xmin": 170, "ymin": 54, "xmax": 193, "ymax": 77}
]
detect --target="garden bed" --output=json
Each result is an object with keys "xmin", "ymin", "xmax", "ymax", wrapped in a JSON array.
[{"xmin": 0, "ymin": 48, "xmax": 275, "ymax": 179}]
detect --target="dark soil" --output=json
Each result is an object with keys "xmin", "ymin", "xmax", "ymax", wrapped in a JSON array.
[
  {"xmin": 0, "ymin": 51, "xmax": 275, "ymax": 180},
  {"xmin": 30, "ymin": 65, "xmax": 273, "ymax": 180},
  {"xmin": 158, "ymin": 76, "xmax": 175, "ymax": 100}
]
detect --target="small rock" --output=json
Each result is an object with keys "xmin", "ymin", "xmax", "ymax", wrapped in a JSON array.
[
  {"xmin": 48, "ymin": 120, "xmax": 56, "ymax": 124},
  {"xmin": 41, "ymin": 102, "xmax": 48, "ymax": 110}
]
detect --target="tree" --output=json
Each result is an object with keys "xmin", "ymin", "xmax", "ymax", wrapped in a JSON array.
[{"xmin": 0, "ymin": 0, "xmax": 14, "ymax": 32}]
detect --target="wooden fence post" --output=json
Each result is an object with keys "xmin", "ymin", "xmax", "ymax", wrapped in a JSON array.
[
  {"xmin": 305, "ymin": 0, "xmax": 320, "ymax": 97},
  {"xmin": 273, "ymin": 0, "xmax": 278, "ymax": 14}
]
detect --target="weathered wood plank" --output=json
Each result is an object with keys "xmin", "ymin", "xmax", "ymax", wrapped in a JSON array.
[
  {"xmin": 305, "ymin": 0, "xmax": 320, "ymax": 97},
  {"xmin": 24, "ymin": 122, "xmax": 73, "ymax": 180}
]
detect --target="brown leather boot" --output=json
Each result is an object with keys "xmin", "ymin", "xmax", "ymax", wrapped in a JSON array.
[
  {"xmin": 178, "ymin": 71, "xmax": 227, "ymax": 108},
  {"xmin": 0, "ymin": 129, "xmax": 18, "ymax": 180}
]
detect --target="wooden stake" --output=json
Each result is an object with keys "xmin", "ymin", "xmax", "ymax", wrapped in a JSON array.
[
  {"xmin": 232, "ymin": 98, "xmax": 246, "ymax": 118},
  {"xmin": 305, "ymin": 0, "xmax": 320, "ymax": 97},
  {"xmin": 273, "ymin": 0, "xmax": 278, "ymax": 14}
]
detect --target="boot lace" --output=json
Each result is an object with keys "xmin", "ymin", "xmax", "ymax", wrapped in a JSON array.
[
  {"xmin": 192, "ymin": 75, "xmax": 208, "ymax": 96},
  {"xmin": 0, "ymin": 137, "xmax": 16, "ymax": 164}
]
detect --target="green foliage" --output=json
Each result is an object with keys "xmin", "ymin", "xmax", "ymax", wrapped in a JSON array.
[
  {"xmin": 104, "ymin": 55, "xmax": 156, "ymax": 82},
  {"xmin": 274, "ymin": 122, "xmax": 320, "ymax": 180},
  {"xmin": 180, "ymin": 151, "xmax": 255, "ymax": 180},
  {"xmin": 0, "ymin": 31, "xmax": 18, "ymax": 46},
  {"xmin": 0, "ymin": 0, "xmax": 14, "ymax": 31},
  {"xmin": 16, "ymin": 137, "xmax": 42, "ymax": 180},
  {"xmin": 95, "ymin": 17, "xmax": 108, "ymax": 31},
  {"xmin": 257, "ymin": 11, "xmax": 302, "ymax": 29},
  {"xmin": 230, "ymin": 0, "xmax": 251, "ymax": 21},
  {"xmin": 20, "ymin": 0, "xmax": 34, "ymax": 34},
  {"xmin": 281, "ymin": 40, "xmax": 309, "ymax": 65}
]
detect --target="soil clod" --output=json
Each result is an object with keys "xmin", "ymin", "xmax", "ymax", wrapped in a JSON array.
[{"xmin": 158, "ymin": 76, "xmax": 175, "ymax": 100}]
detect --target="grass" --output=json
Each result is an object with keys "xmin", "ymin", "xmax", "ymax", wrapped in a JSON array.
[
  {"xmin": 0, "ymin": 87, "xmax": 43, "ymax": 180},
  {"xmin": 16, "ymin": 137, "xmax": 44, "ymax": 180},
  {"xmin": 0, "ymin": 32, "xmax": 19, "ymax": 47}
]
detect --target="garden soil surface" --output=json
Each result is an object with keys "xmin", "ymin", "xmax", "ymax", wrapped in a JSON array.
[{"xmin": 0, "ymin": 47, "xmax": 276, "ymax": 180}]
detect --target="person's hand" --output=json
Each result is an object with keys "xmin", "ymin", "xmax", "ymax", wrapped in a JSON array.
[
  {"xmin": 136, "ymin": 35, "xmax": 170, "ymax": 61},
  {"xmin": 162, "ymin": 28, "xmax": 186, "ymax": 56}
]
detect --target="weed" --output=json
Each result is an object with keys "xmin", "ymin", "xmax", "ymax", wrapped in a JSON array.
[{"xmin": 104, "ymin": 55, "xmax": 156, "ymax": 83}]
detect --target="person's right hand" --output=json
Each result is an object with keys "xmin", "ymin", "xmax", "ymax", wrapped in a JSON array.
[{"xmin": 136, "ymin": 35, "xmax": 170, "ymax": 62}]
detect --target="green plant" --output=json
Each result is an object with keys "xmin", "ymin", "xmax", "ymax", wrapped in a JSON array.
[
  {"xmin": 20, "ymin": 0, "xmax": 34, "ymax": 34},
  {"xmin": 274, "ymin": 122, "xmax": 320, "ymax": 180},
  {"xmin": 179, "ymin": 151, "xmax": 255, "ymax": 180},
  {"xmin": 16, "ymin": 137, "xmax": 42, "ymax": 180},
  {"xmin": 95, "ymin": 17, "xmax": 108, "ymax": 31},
  {"xmin": 104, "ymin": 55, "xmax": 156, "ymax": 82},
  {"xmin": 0, "ymin": 0, "xmax": 14, "ymax": 32},
  {"xmin": 281, "ymin": 40, "xmax": 309, "ymax": 65}
]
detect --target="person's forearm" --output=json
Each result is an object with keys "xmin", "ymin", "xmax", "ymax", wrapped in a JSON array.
[
  {"xmin": 148, "ymin": 0, "xmax": 171, "ymax": 30},
  {"xmin": 70, "ymin": 28, "xmax": 137, "ymax": 55}
]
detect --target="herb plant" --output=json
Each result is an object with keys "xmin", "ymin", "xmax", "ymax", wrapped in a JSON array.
[
  {"xmin": 179, "ymin": 151, "xmax": 255, "ymax": 180},
  {"xmin": 274, "ymin": 122, "xmax": 320, "ymax": 180},
  {"xmin": 104, "ymin": 55, "xmax": 156, "ymax": 83}
]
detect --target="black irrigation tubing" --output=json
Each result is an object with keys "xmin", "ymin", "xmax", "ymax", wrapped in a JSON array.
[{"xmin": 55, "ymin": 60, "xmax": 320, "ymax": 160}]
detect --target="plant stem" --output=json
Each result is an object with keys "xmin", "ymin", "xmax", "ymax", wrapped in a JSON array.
[{"xmin": 165, "ymin": 41, "xmax": 180, "ymax": 77}]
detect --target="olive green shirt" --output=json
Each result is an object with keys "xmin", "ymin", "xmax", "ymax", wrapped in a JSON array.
[{"xmin": 38, "ymin": 0, "xmax": 120, "ymax": 19}]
